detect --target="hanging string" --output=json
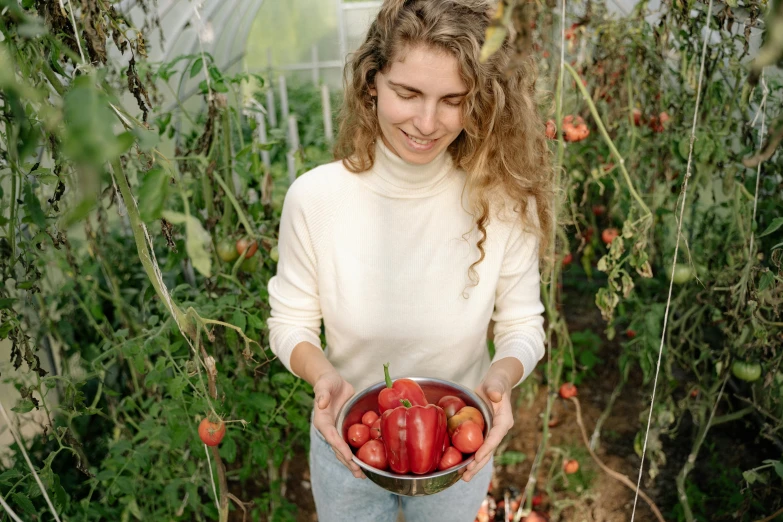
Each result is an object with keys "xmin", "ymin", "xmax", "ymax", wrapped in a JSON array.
[
  {"xmin": 748, "ymin": 76, "xmax": 768, "ymax": 259},
  {"xmin": 630, "ymin": 0, "xmax": 714, "ymax": 518}
]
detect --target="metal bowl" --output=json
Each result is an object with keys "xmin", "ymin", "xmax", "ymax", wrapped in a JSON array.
[{"xmin": 335, "ymin": 377, "xmax": 493, "ymax": 497}]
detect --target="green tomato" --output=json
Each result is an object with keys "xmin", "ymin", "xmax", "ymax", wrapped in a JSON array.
[
  {"xmin": 240, "ymin": 256, "xmax": 259, "ymax": 273},
  {"xmin": 270, "ymin": 246, "xmax": 279, "ymax": 263},
  {"xmin": 217, "ymin": 238, "xmax": 239, "ymax": 263},
  {"xmin": 731, "ymin": 360, "xmax": 762, "ymax": 382},
  {"xmin": 667, "ymin": 265, "xmax": 693, "ymax": 285}
]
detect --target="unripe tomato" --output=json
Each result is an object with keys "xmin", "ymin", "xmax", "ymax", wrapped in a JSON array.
[
  {"xmin": 564, "ymin": 459, "xmax": 579, "ymax": 474},
  {"xmin": 438, "ymin": 446, "xmax": 464, "ymax": 470},
  {"xmin": 198, "ymin": 418, "xmax": 226, "ymax": 447},
  {"xmin": 270, "ymin": 246, "xmax": 279, "ymax": 262},
  {"xmin": 347, "ymin": 423, "xmax": 370, "ymax": 448},
  {"xmin": 559, "ymin": 382, "xmax": 577, "ymax": 399},
  {"xmin": 370, "ymin": 418, "xmax": 382, "ymax": 440},
  {"xmin": 668, "ymin": 265, "xmax": 693, "ymax": 284},
  {"xmin": 236, "ymin": 237, "xmax": 258, "ymax": 258},
  {"xmin": 217, "ymin": 238, "xmax": 239, "ymax": 262},
  {"xmin": 240, "ymin": 256, "xmax": 259, "ymax": 273},
  {"xmin": 361, "ymin": 410, "xmax": 379, "ymax": 427},
  {"xmin": 732, "ymin": 361, "xmax": 762, "ymax": 382},
  {"xmin": 356, "ymin": 440, "xmax": 388, "ymax": 470},
  {"xmin": 447, "ymin": 406, "xmax": 485, "ymax": 436},
  {"xmin": 437, "ymin": 395, "xmax": 467, "ymax": 419},
  {"xmin": 601, "ymin": 228, "xmax": 619, "ymax": 245},
  {"xmin": 451, "ymin": 420, "xmax": 484, "ymax": 453}
]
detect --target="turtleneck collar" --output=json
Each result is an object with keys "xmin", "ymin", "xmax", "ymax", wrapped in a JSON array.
[{"xmin": 363, "ymin": 138, "xmax": 454, "ymax": 198}]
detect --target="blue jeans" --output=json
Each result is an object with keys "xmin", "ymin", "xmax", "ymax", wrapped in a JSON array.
[{"xmin": 309, "ymin": 423, "xmax": 493, "ymax": 522}]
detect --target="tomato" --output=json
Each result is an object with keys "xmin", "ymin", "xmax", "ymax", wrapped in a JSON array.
[
  {"xmin": 361, "ymin": 410, "xmax": 379, "ymax": 426},
  {"xmin": 217, "ymin": 238, "xmax": 239, "ymax": 262},
  {"xmin": 648, "ymin": 112, "xmax": 669, "ymax": 133},
  {"xmin": 447, "ymin": 406, "xmax": 485, "ymax": 436},
  {"xmin": 240, "ymin": 256, "xmax": 259, "ymax": 273},
  {"xmin": 532, "ymin": 493, "xmax": 545, "ymax": 507},
  {"xmin": 601, "ymin": 228, "xmax": 619, "ymax": 245},
  {"xmin": 626, "ymin": 329, "xmax": 636, "ymax": 339},
  {"xmin": 270, "ymin": 246, "xmax": 279, "ymax": 262},
  {"xmin": 347, "ymin": 423, "xmax": 370, "ymax": 448},
  {"xmin": 732, "ymin": 361, "xmax": 762, "ymax": 382},
  {"xmin": 437, "ymin": 395, "xmax": 467, "ymax": 419},
  {"xmin": 370, "ymin": 418, "xmax": 382, "ymax": 440},
  {"xmin": 592, "ymin": 205, "xmax": 606, "ymax": 217},
  {"xmin": 668, "ymin": 264, "xmax": 693, "ymax": 284},
  {"xmin": 545, "ymin": 120, "xmax": 556, "ymax": 140},
  {"xmin": 632, "ymin": 108, "xmax": 642, "ymax": 126},
  {"xmin": 438, "ymin": 446, "xmax": 464, "ymax": 470},
  {"xmin": 356, "ymin": 439, "xmax": 388, "ymax": 470},
  {"xmin": 563, "ymin": 459, "xmax": 579, "ymax": 474},
  {"xmin": 236, "ymin": 237, "xmax": 258, "ymax": 258},
  {"xmin": 198, "ymin": 417, "xmax": 226, "ymax": 447},
  {"xmin": 523, "ymin": 511, "xmax": 548, "ymax": 522},
  {"xmin": 451, "ymin": 420, "xmax": 484, "ymax": 453},
  {"xmin": 562, "ymin": 252, "xmax": 573, "ymax": 266},
  {"xmin": 559, "ymin": 382, "xmax": 577, "ymax": 399}
]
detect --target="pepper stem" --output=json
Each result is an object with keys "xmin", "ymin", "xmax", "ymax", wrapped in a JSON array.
[
  {"xmin": 384, "ymin": 362, "xmax": 393, "ymax": 389},
  {"xmin": 400, "ymin": 399, "xmax": 412, "ymax": 409}
]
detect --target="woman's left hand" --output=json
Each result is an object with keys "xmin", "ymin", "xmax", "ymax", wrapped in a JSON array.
[{"xmin": 461, "ymin": 372, "xmax": 514, "ymax": 482}]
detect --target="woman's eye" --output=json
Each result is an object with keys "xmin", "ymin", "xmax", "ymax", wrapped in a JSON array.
[
  {"xmin": 444, "ymin": 100, "xmax": 462, "ymax": 107},
  {"xmin": 396, "ymin": 93, "xmax": 415, "ymax": 100}
]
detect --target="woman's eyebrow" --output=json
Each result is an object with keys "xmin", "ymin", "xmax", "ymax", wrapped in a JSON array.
[{"xmin": 387, "ymin": 80, "xmax": 468, "ymax": 98}]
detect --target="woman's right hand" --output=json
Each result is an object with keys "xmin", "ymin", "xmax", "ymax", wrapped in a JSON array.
[{"xmin": 312, "ymin": 370, "xmax": 366, "ymax": 479}]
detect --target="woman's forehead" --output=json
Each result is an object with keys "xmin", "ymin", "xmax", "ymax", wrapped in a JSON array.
[{"xmin": 383, "ymin": 46, "xmax": 468, "ymax": 95}]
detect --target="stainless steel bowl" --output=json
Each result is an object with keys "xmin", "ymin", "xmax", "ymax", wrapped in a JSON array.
[{"xmin": 335, "ymin": 377, "xmax": 493, "ymax": 497}]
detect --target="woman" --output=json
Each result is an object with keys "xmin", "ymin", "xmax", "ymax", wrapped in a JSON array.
[{"xmin": 267, "ymin": 0, "xmax": 553, "ymax": 520}]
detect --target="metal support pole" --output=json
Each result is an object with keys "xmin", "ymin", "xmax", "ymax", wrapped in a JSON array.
[
  {"xmin": 287, "ymin": 115, "xmax": 300, "ymax": 184},
  {"xmin": 256, "ymin": 111, "xmax": 271, "ymax": 172},
  {"xmin": 336, "ymin": 0, "xmax": 347, "ymax": 66},
  {"xmin": 265, "ymin": 48, "xmax": 277, "ymax": 127},
  {"xmin": 321, "ymin": 84, "xmax": 334, "ymax": 144},
  {"xmin": 279, "ymin": 75, "xmax": 290, "ymax": 124}
]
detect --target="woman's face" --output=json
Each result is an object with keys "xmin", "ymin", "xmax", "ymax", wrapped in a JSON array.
[{"xmin": 370, "ymin": 45, "xmax": 468, "ymax": 165}]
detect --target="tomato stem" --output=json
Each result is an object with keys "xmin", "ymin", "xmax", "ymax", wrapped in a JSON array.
[{"xmin": 384, "ymin": 362, "xmax": 393, "ymax": 389}]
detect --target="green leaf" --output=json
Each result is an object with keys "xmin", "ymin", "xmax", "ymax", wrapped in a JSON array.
[
  {"xmin": 190, "ymin": 57, "xmax": 203, "ymax": 78},
  {"xmin": 162, "ymin": 211, "xmax": 212, "ymax": 277},
  {"xmin": 220, "ymin": 437, "xmax": 237, "ymax": 463},
  {"xmin": 759, "ymin": 217, "xmax": 783, "ymax": 238},
  {"xmin": 743, "ymin": 469, "xmax": 767, "ymax": 485},
  {"xmin": 138, "ymin": 166, "xmax": 169, "ymax": 222},
  {"xmin": 63, "ymin": 76, "xmax": 125, "ymax": 165},
  {"xmin": 763, "ymin": 459, "xmax": 783, "ymax": 479},
  {"xmin": 759, "ymin": 271, "xmax": 775, "ymax": 292},
  {"xmin": 60, "ymin": 195, "xmax": 97, "ymax": 228},
  {"xmin": 23, "ymin": 183, "xmax": 47, "ymax": 229},
  {"xmin": 12, "ymin": 492, "xmax": 36, "ymax": 515},
  {"xmin": 247, "ymin": 314, "xmax": 265, "ymax": 329},
  {"xmin": 0, "ymin": 469, "xmax": 22, "ymax": 486},
  {"xmin": 0, "ymin": 298, "xmax": 15, "ymax": 309},
  {"xmin": 495, "ymin": 451, "xmax": 526, "ymax": 466},
  {"xmin": 11, "ymin": 399, "xmax": 35, "ymax": 413},
  {"xmin": 132, "ymin": 126, "xmax": 160, "ymax": 152}
]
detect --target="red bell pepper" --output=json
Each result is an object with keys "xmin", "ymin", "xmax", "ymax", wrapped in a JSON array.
[
  {"xmin": 380, "ymin": 399, "xmax": 448, "ymax": 475},
  {"xmin": 378, "ymin": 363, "xmax": 428, "ymax": 414}
]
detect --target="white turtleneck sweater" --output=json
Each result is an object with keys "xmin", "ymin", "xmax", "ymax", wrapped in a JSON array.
[{"xmin": 267, "ymin": 140, "xmax": 545, "ymax": 392}]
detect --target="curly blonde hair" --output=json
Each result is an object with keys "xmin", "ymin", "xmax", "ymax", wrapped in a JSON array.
[{"xmin": 334, "ymin": 0, "xmax": 554, "ymax": 284}]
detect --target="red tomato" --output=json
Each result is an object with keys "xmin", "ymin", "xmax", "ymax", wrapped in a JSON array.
[
  {"xmin": 545, "ymin": 119, "xmax": 556, "ymax": 139},
  {"xmin": 370, "ymin": 418, "xmax": 382, "ymax": 440},
  {"xmin": 357, "ymin": 440, "xmax": 388, "ymax": 470},
  {"xmin": 361, "ymin": 410, "xmax": 379, "ymax": 427},
  {"xmin": 626, "ymin": 329, "xmax": 637, "ymax": 339},
  {"xmin": 601, "ymin": 228, "xmax": 619, "ymax": 245},
  {"xmin": 564, "ymin": 459, "xmax": 579, "ymax": 474},
  {"xmin": 559, "ymin": 383, "xmax": 577, "ymax": 399},
  {"xmin": 235, "ymin": 237, "xmax": 258, "ymax": 258},
  {"xmin": 632, "ymin": 108, "xmax": 642, "ymax": 126},
  {"xmin": 532, "ymin": 493, "xmax": 545, "ymax": 507},
  {"xmin": 347, "ymin": 423, "xmax": 370, "ymax": 448},
  {"xmin": 523, "ymin": 512, "xmax": 548, "ymax": 522},
  {"xmin": 447, "ymin": 406, "xmax": 485, "ymax": 436},
  {"xmin": 592, "ymin": 205, "xmax": 606, "ymax": 216},
  {"xmin": 562, "ymin": 252, "xmax": 573, "ymax": 266},
  {"xmin": 451, "ymin": 421, "xmax": 484, "ymax": 453},
  {"xmin": 438, "ymin": 446, "xmax": 463, "ymax": 470},
  {"xmin": 437, "ymin": 395, "xmax": 467, "ymax": 419},
  {"xmin": 198, "ymin": 418, "xmax": 226, "ymax": 447}
]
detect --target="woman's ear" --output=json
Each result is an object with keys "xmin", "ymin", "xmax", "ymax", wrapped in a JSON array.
[{"xmin": 368, "ymin": 85, "xmax": 378, "ymax": 97}]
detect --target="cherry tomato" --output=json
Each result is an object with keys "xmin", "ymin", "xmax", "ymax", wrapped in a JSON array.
[
  {"xmin": 562, "ymin": 252, "xmax": 573, "ymax": 266},
  {"xmin": 438, "ymin": 446, "xmax": 463, "ymax": 470},
  {"xmin": 236, "ymin": 237, "xmax": 258, "ymax": 259},
  {"xmin": 437, "ymin": 395, "xmax": 467, "ymax": 419},
  {"xmin": 361, "ymin": 410, "xmax": 379, "ymax": 426},
  {"xmin": 447, "ymin": 406, "xmax": 485, "ymax": 436},
  {"xmin": 217, "ymin": 238, "xmax": 239, "ymax": 262},
  {"xmin": 347, "ymin": 423, "xmax": 370, "ymax": 448},
  {"xmin": 559, "ymin": 383, "xmax": 577, "ymax": 399},
  {"xmin": 451, "ymin": 420, "xmax": 484, "ymax": 453},
  {"xmin": 240, "ymin": 256, "xmax": 259, "ymax": 273},
  {"xmin": 626, "ymin": 329, "xmax": 637, "ymax": 339},
  {"xmin": 545, "ymin": 120, "xmax": 556, "ymax": 140},
  {"xmin": 532, "ymin": 493, "xmax": 545, "ymax": 507},
  {"xmin": 356, "ymin": 440, "xmax": 388, "ymax": 470},
  {"xmin": 601, "ymin": 228, "xmax": 619, "ymax": 245},
  {"xmin": 668, "ymin": 265, "xmax": 693, "ymax": 284},
  {"xmin": 198, "ymin": 418, "xmax": 226, "ymax": 447},
  {"xmin": 592, "ymin": 205, "xmax": 606, "ymax": 217},
  {"xmin": 564, "ymin": 459, "xmax": 579, "ymax": 474},
  {"xmin": 632, "ymin": 108, "xmax": 642, "ymax": 126},
  {"xmin": 370, "ymin": 418, "xmax": 382, "ymax": 440},
  {"xmin": 270, "ymin": 246, "xmax": 279, "ymax": 262},
  {"xmin": 732, "ymin": 361, "xmax": 762, "ymax": 382}
]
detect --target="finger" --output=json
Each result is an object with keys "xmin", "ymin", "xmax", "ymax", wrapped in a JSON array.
[
  {"xmin": 462, "ymin": 451, "xmax": 492, "ymax": 482},
  {"xmin": 314, "ymin": 388, "xmax": 332, "ymax": 410},
  {"xmin": 472, "ymin": 424, "xmax": 509, "ymax": 464},
  {"xmin": 331, "ymin": 448, "xmax": 366, "ymax": 479}
]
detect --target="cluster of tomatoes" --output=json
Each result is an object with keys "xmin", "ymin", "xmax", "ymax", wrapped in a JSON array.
[
  {"xmin": 544, "ymin": 115, "xmax": 590, "ymax": 143},
  {"xmin": 216, "ymin": 236, "xmax": 279, "ymax": 271},
  {"xmin": 345, "ymin": 394, "xmax": 486, "ymax": 473}
]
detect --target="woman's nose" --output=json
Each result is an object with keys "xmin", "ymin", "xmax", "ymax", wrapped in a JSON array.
[{"xmin": 412, "ymin": 104, "xmax": 438, "ymax": 136}]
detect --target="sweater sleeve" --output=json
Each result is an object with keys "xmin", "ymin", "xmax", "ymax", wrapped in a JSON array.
[
  {"xmin": 491, "ymin": 204, "xmax": 546, "ymax": 386},
  {"xmin": 267, "ymin": 180, "xmax": 323, "ymax": 378}
]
